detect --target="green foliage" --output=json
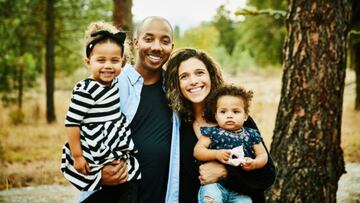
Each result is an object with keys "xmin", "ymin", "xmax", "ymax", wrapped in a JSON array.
[
  {"xmin": 0, "ymin": 0, "xmax": 113, "ymax": 108},
  {"xmin": 212, "ymin": 5, "xmax": 238, "ymax": 56},
  {"xmin": 234, "ymin": 0, "xmax": 287, "ymax": 67},
  {"xmin": 236, "ymin": 14, "xmax": 286, "ymax": 66},
  {"xmin": 174, "ymin": 23, "xmax": 219, "ymax": 56}
]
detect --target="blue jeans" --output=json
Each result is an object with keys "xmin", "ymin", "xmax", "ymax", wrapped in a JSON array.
[{"xmin": 198, "ymin": 183, "xmax": 252, "ymax": 203}]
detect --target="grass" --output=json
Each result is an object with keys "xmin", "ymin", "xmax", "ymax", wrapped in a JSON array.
[{"xmin": 0, "ymin": 68, "xmax": 359, "ymax": 190}]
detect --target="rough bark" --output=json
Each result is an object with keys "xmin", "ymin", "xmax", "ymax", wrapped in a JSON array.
[
  {"xmin": 268, "ymin": 0, "xmax": 351, "ymax": 202},
  {"xmin": 45, "ymin": 0, "xmax": 56, "ymax": 123}
]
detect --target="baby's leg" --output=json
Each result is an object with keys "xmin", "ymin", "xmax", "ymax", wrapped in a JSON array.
[{"xmin": 198, "ymin": 183, "xmax": 225, "ymax": 203}]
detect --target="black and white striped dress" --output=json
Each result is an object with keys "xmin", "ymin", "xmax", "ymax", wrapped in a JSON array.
[{"xmin": 61, "ymin": 78, "xmax": 141, "ymax": 191}]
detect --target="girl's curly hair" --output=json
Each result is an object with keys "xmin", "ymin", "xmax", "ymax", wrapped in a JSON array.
[
  {"xmin": 165, "ymin": 48, "xmax": 224, "ymax": 123},
  {"xmin": 203, "ymin": 85, "xmax": 254, "ymax": 123}
]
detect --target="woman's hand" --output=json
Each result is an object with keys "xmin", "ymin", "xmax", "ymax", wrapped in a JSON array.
[
  {"xmin": 198, "ymin": 161, "xmax": 227, "ymax": 185},
  {"xmin": 101, "ymin": 160, "xmax": 128, "ymax": 185}
]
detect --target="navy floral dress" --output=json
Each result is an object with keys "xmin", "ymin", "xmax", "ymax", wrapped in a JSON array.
[{"xmin": 200, "ymin": 126, "xmax": 262, "ymax": 158}]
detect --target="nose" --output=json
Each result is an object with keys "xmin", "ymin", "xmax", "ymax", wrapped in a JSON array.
[
  {"xmin": 151, "ymin": 40, "xmax": 162, "ymax": 50},
  {"xmin": 104, "ymin": 61, "xmax": 112, "ymax": 69},
  {"xmin": 189, "ymin": 74, "xmax": 199, "ymax": 85}
]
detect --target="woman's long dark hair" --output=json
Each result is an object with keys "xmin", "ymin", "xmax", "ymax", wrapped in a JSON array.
[{"xmin": 165, "ymin": 48, "xmax": 224, "ymax": 123}]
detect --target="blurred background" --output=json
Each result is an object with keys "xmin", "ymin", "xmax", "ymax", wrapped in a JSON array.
[{"xmin": 0, "ymin": 0, "xmax": 359, "ymax": 202}]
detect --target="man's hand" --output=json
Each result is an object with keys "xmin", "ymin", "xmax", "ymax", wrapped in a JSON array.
[
  {"xmin": 101, "ymin": 160, "xmax": 128, "ymax": 185},
  {"xmin": 198, "ymin": 161, "xmax": 227, "ymax": 185}
]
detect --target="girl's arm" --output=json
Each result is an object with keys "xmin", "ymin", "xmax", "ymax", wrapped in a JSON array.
[
  {"xmin": 67, "ymin": 127, "xmax": 82, "ymax": 158},
  {"xmin": 67, "ymin": 126, "xmax": 89, "ymax": 174},
  {"xmin": 193, "ymin": 136, "xmax": 230, "ymax": 163}
]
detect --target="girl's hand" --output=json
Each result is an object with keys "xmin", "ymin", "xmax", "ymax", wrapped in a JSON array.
[
  {"xmin": 74, "ymin": 156, "xmax": 90, "ymax": 175},
  {"xmin": 240, "ymin": 157, "xmax": 255, "ymax": 171},
  {"xmin": 216, "ymin": 150, "xmax": 231, "ymax": 164}
]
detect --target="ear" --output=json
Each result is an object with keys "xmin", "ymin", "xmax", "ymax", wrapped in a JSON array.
[
  {"xmin": 133, "ymin": 37, "xmax": 139, "ymax": 49},
  {"xmin": 84, "ymin": 57, "xmax": 90, "ymax": 67},
  {"xmin": 244, "ymin": 114, "xmax": 249, "ymax": 121}
]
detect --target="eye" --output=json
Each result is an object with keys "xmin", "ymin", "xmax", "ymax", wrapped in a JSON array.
[
  {"xmin": 220, "ymin": 110, "xmax": 226, "ymax": 114},
  {"xmin": 179, "ymin": 74, "xmax": 188, "ymax": 80},
  {"xmin": 162, "ymin": 38, "xmax": 171, "ymax": 45},
  {"xmin": 143, "ymin": 37, "xmax": 153, "ymax": 42},
  {"xmin": 111, "ymin": 59, "xmax": 121, "ymax": 63},
  {"xmin": 97, "ymin": 59, "xmax": 105, "ymax": 63},
  {"xmin": 234, "ymin": 110, "xmax": 241, "ymax": 114},
  {"xmin": 195, "ymin": 70, "xmax": 205, "ymax": 76}
]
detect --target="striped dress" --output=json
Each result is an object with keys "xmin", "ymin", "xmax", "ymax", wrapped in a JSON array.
[{"xmin": 61, "ymin": 78, "xmax": 141, "ymax": 191}]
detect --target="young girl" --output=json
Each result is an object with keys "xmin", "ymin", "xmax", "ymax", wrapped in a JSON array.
[
  {"xmin": 193, "ymin": 85, "xmax": 268, "ymax": 203},
  {"xmin": 61, "ymin": 21, "xmax": 140, "ymax": 202}
]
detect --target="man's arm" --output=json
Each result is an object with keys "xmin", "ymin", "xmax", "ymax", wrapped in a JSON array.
[{"xmin": 101, "ymin": 160, "xmax": 128, "ymax": 185}]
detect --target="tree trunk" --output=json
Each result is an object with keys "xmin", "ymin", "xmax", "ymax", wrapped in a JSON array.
[
  {"xmin": 268, "ymin": 0, "xmax": 351, "ymax": 202},
  {"xmin": 113, "ymin": 0, "xmax": 132, "ymax": 31},
  {"xmin": 45, "ymin": 0, "xmax": 56, "ymax": 123},
  {"xmin": 353, "ymin": 43, "xmax": 360, "ymax": 110},
  {"xmin": 351, "ymin": 1, "xmax": 360, "ymax": 110},
  {"xmin": 113, "ymin": 0, "xmax": 134, "ymax": 64}
]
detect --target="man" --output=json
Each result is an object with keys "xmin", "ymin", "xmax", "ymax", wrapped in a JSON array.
[{"xmin": 99, "ymin": 16, "xmax": 179, "ymax": 203}]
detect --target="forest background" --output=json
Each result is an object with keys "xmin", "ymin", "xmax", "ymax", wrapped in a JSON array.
[{"xmin": 0, "ymin": 0, "xmax": 359, "ymax": 202}]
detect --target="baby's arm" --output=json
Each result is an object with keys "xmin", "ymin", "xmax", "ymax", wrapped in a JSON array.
[
  {"xmin": 67, "ymin": 126, "xmax": 90, "ymax": 175},
  {"xmin": 194, "ymin": 136, "xmax": 230, "ymax": 164},
  {"xmin": 241, "ymin": 143, "xmax": 268, "ymax": 171}
]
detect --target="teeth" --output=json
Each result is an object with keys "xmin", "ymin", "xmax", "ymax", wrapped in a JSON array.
[
  {"xmin": 148, "ymin": 55, "xmax": 161, "ymax": 63},
  {"xmin": 189, "ymin": 87, "xmax": 202, "ymax": 93}
]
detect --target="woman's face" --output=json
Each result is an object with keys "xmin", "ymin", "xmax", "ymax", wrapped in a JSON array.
[{"xmin": 178, "ymin": 57, "xmax": 211, "ymax": 104}]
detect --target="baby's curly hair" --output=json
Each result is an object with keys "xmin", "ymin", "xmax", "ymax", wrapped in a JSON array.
[{"xmin": 203, "ymin": 84, "xmax": 254, "ymax": 123}]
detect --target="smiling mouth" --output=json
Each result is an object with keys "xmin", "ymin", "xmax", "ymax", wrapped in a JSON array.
[
  {"xmin": 100, "ymin": 71, "xmax": 115, "ymax": 76},
  {"xmin": 189, "ymin": 86, "xmax": 203, "ymax": 93},
  {"xmin": 147, "ymin": 54, "xmax": 162, "ymax": 63}
]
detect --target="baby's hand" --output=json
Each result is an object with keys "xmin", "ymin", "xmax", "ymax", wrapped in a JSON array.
[
  {"xmin": 74, "ymin": 156, "xmax": 90, "ymax": 175},
  {"xmin": 240, "ymin": 157, "xmax": 255, "ymax": 171},
  {"xmin": 216, "ymin": 150, "xmax": 231, "ymax": 164}
]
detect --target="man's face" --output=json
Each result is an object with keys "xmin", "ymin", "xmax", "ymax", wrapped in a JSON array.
[{"xmin": 134, "ymin": 19, "xmax": 174, "ymax": 73}]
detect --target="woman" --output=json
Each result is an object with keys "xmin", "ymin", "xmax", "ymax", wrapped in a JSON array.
[{"xmin": 165, "ymin": 48, "xmax": 272, "ymax": 203}]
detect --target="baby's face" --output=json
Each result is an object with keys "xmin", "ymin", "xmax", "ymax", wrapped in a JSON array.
[{"xmin": 215, "ymin": 95, "xmax": 248, "ymax": 131}]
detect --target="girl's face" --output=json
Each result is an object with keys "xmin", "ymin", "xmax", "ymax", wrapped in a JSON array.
[
  {"xmin": 215, "ymin": 95, "xmax": 248, "ymax": 131},
  {"xmin": 178, "ymin": 57, "xmax": 211, "ymax": 104},
  {"xmin": 85, "ymin": 42, "xmax": 123, "ymax": 86}
]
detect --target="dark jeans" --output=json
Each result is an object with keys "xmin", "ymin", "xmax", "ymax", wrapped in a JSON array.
[{"xmin": 81, "ymin": 181, "xmax": 138, "ymax": 203}]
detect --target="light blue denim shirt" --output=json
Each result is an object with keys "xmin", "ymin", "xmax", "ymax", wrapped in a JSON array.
[{"xmin": 118, "ymin": 64, "xmax": 180, "ymax": 203}]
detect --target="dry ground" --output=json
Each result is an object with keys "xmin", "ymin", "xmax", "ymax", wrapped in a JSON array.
[{"xmin": 0, "ymin": 68, "xmax": 359, "ymax": 190}]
